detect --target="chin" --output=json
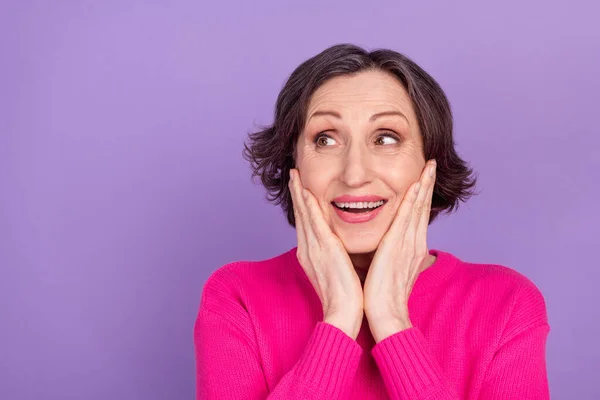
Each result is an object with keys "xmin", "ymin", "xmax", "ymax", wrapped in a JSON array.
[{"xmin": 336, "ymin": 229, "xmax": 382, "ymax": 255}]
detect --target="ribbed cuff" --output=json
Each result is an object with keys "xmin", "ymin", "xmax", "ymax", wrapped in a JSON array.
[
  {"xmin": 371, "ymin": 327, "xmax": 454, "ymax": 399},
  {"xmin": 294, "ymin": 321, "xmax": 363, "ymax": 398}
]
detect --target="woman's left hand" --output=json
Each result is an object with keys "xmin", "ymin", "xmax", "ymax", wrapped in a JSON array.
[{"xmin": 363, "ymin": 159, "xmax": 437, "ymax": 343}]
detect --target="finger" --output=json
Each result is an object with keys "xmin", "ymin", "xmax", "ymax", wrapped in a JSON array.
[
  {"xmin": 289, "ymin": 170, "xmax": 321, "ymax": 284},
  {"xmin": 289, "ymin": 169, "xmax": 318, "ymax": 247},
  {"xmin": 289, "ymin": 169, "xmax": 310, "ymax": 250},
  {"xmin": 409, "ymin": 160, "xmax": 435, "ymax": 231},
  {"xmin": 301, "ymin": 186, "xmax": 335, "ymax": 245},
  {"xmin": 410, "ymin": 160, "xmax": 436, "ymax": 255},
  {"xmin": 405, "ymin": 174, "xmax": 428, "ymax": 249},
  {"xmin": 388, "ymin": 180, "xmax": 421, "ymax": 240},
  {"xmin": 416, "ymin": 161, "xmax": 436, "ymax": 255}
]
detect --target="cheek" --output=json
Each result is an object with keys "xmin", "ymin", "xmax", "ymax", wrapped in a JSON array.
[
  {"xmin": 389, "ymin": 170, "xmax": 416, "ymax": 195},
  {"xmin": 376, "ymin": 157, "xmax": 422, "ymax": 195},
  {"xmin": 297, "ymin": 155, "xmax": 333, "ymax": 199},
  {"xmin": 296, "ymin": 155, "xmax": 338, "ymax": 225},
  {"xmin": 375, "ymin": 161, "xmax": 423, "ymax": 222}
]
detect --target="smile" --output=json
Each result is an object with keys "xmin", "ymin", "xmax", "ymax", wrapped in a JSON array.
[
  {"xmin": 332, "ymin": 200, "xmax": 386, "ymax": 213},
  {"xmin": 330, "ymin": 196, "xmax": 388, "ymax": 223}
]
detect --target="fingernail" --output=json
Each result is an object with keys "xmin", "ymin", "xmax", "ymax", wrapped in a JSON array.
[
  {"xmin": 414, "ymin": 183, "xmax": 421, "ymax": 194},
  {"xmin": 289, "ymin": 169, "xmax": 294, "ymax": 181},
  {"xmin": 429, "ymin": 163, "xmax": 436, "ymax": 177}
]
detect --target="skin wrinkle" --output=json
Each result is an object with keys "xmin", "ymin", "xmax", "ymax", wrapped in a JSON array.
[
  {"xmin": 296, "ymin": 70, "xmax": 435, "ymax": 278},
  {"xmin": 307, "ymin": 110, "xmax": 411, "ymax": 127}
]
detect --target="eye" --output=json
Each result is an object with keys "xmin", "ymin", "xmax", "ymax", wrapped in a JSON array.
[
  {"xmin": 314, "ymin": 133, "xmax": 337, "ymax": 147},
  {"xmin": 375, "ymin": 132, "xmax": 400, "ymax": 145}
]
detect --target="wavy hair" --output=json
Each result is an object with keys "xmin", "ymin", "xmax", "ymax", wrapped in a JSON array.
[{"xmin": 243, "ymin": 43, "xmax": 478, "ymax": 227}]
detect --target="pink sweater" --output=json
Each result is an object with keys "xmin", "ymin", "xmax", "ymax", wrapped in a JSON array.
[{"xmin": 194, "ymin": 248, "xmax": 550, "ymax": 399}]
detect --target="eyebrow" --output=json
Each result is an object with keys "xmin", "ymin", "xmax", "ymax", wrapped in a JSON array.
[{"xmin": 308, "ymin": 110, "xmax": 409, "ymax": 124}]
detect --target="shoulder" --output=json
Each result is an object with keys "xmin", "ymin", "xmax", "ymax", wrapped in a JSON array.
[
  {"xmin": 456, "ymin": 255, "xmax": 546, "ymax": 302},
  {"xmin": 199, "ymin": 248, "xmax": 298, "ymax": 311},
  {"xmin": 451, "ymin": 253, "xmax": 549, "ymax": 335}
]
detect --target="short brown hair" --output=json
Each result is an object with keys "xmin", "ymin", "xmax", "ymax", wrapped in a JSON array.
[{"xmin": 243, "ymin": 43, "xmax": 477, "ymax": 227}]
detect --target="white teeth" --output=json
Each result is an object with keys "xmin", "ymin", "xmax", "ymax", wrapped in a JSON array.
[{"xmin": 334, "ymin": 200, "xmax": 385, "ymax": 209}]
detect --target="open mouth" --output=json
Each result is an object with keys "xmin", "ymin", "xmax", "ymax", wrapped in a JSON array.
[{"xmin": 331, "ymin": 200, "xmax": 388, "ymax": 213}]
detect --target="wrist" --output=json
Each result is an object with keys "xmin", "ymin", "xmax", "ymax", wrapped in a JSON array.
[
  {"xmin": 369, "ymin": 316, "xmax": 413, "ymax": 343},
  {"xmin": 324, "ymin": 312, "xmax": 363, "ymax": 340}
]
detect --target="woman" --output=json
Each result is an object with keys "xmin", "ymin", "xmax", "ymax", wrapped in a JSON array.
[{"xmin": 194, "ymin": 44, "xmax": 550, "ymax": 399}]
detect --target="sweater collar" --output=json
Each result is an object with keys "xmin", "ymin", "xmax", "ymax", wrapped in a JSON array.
[
  {"xmin": 287, "ymin": 247, "xmax": 459, "ymax": 290},
  {"xmin": 412, "ymin": 248, "xmax": 459, "ymax": 292}
]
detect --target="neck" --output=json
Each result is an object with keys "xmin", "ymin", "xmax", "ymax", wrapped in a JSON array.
[
  {"xmin": 349, "ymin": 251, "xmax": 375, "ymax": 286},
  {"xmin": 349, "ymin": 251, "xmax": 375, "ymax": 270},
  {"xmin": 349, "ymin": 251, "xmax": 437, "ymax": 286}
]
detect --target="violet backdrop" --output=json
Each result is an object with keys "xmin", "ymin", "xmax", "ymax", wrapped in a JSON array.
[{"xmin": 1, "ymin": 1, "xmax": 598, "ymax": 399}]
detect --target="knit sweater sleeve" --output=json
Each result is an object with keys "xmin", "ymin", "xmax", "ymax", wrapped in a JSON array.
[
  {"xmin": 370, "ymin": 281, "xmax": 550, "ymax": 400},
  {"xmin": 478, "ymin": 282, "xmax": 550, "ymax": 399},
  {"xmin": 193, "ymin": 267, "xmax": 363, "ymax": 399}
]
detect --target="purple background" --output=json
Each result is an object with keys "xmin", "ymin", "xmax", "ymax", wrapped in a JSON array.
[{"xmin": 1, "ymin": 1, "xmax": 598, "ymax": 399}]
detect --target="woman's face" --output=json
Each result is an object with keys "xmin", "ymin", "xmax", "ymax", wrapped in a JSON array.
[{"xmin": 295, "ymin": 69, "xmax": 427, "ymax": 255}]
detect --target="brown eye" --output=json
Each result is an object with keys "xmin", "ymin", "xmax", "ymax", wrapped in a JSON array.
[
  {"xmin": 314, "ymin": 134, "xmax": 336, "ymax": 147},
  {"xmin": 375, "ymin": 133, "xmax": 400, "ymax": 145}
]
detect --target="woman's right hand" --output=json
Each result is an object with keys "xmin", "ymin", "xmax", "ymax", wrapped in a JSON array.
[{"xmin": 289, "ymin": 168, "xmax": 364, "ymax": 340}]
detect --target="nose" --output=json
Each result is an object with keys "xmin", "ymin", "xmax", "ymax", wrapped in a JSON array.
[{"xmin": 340, "ymin": 142, "xmax": 373, "ymax": 188}]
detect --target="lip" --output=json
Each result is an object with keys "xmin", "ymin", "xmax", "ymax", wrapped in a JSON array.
[
  {"xmin": 331, "ymin": 194, "xmax": 387, "ymax": 224},
  {"xmin": 332, "ymin": 194, "xmax": 386, "ymax": 203}
]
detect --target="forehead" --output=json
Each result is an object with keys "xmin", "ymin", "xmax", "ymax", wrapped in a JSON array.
[{"xmin": 306, "ymin": 70, "xmax": 414, "ymax": 117}]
